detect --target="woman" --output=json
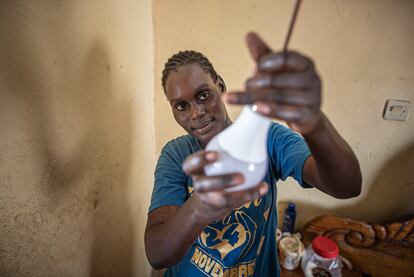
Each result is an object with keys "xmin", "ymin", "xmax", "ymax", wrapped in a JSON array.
[{"xmin": 145, "ymin": 32, "xmax": 362, "ymax": 277}]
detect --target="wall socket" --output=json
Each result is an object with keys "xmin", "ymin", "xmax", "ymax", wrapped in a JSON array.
[{"xmin": 383, "ymin": 99, "xmax": 410, "ymax": 121}]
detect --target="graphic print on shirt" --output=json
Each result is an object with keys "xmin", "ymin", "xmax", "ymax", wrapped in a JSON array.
[
  {"xmin": 187, "ymin": 184, "xmax": 269, "ymax": 276},
  {"xmin": 198, "ymin": 210, "xmax": 257, "ymax": 263}
]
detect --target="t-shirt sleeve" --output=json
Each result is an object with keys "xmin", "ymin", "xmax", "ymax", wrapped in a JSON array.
[
  {"xmin": 267, "ymin": 123, "xmax": 312, "ymax": 188},
  {"xmin": 148, "ymin": 142, "xmax": 188, "ymax": 213}
]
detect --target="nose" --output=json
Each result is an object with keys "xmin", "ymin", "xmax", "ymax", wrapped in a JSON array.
[{"xmin": 189, "ymin": 103, "xmax": 206, "ymax": 120}]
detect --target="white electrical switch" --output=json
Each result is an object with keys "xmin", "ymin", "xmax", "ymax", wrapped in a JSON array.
[{"xmin": 383, "ymin": 99, "xmax": 410, "ymax": 121}]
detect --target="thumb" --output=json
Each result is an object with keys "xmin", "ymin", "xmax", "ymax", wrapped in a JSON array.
[{"xmin": 246, "ymin": 32, "xmax": 272, "ymax": 63}]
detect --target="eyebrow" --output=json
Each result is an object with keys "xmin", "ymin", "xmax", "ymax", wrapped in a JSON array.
[{"xmin": 169, "ymin": 83, "xmax": 211, "ymax": 103}]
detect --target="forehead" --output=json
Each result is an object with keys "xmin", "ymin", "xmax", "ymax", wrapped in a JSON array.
[{"xmin": 165, "ymin": 64, "xmax": 215, "ymax": 101}]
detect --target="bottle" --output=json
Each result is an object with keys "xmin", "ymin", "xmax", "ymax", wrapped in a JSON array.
[
  {"xmin": 301, "ymin": 236, "xmax": 342, "ymax": 277},
  {"xmin": 203, "ymin": 105, "xmax": 272, "ymax": 192},
  {"xmin": 282, "ymin": 203, "xmax": 297, "ymax": 234}
]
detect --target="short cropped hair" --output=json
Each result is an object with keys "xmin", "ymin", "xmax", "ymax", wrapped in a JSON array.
[{"xmin": 161, "ymin": 50, "xmax": 219, "ymax": 93}]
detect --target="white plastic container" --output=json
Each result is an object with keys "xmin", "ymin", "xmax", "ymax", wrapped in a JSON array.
[{"xmin": 204, "ymin": 105, "xmax": 271, "ymax": 192}]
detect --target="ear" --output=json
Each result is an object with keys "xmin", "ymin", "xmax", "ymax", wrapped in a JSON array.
[{"xmin": 217, "ymin": 75, "xmax": 226, "ymax": 93}]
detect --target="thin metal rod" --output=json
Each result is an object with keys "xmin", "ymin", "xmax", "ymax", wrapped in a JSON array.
[{"xmin": 283, "ymin": 0, "xmax": 302, "ymax": 54}]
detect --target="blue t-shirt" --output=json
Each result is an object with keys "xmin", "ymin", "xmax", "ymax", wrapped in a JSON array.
[{"xmin": 149, "ymin": 122, "xmax": 311, "ymax": 277}]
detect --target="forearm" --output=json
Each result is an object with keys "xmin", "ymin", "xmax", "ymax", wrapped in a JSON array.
[
  {"xmin": 303, "ymin": 112, "xmax": 362, "ymax": 198},
  {"xmin": 145, "ymin": 198, "xmax": 206, "ymax": 269}
]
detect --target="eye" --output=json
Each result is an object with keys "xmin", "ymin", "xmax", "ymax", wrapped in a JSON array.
[
  {"xmin": 198, "ymin": 91, "xmax": 210, "ymax": 102},
  {"xmin": 174, "ymin": 102, "xmax": 188, "ymax": 111}
]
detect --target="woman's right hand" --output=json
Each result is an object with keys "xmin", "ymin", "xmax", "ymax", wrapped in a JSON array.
[{"xmin": 182, "ymin": 150, "xmax": 269, "ymax": 226}]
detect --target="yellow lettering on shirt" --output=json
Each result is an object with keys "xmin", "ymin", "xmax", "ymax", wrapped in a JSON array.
[
  {"xmin": 211, "ymin": 262, "xmax": 223, "ymax": 277},
  {"xmin": 230, "ymin": 267, "xmax": 238, "ymax": 277},
  {"xmin": 205, "ymin": 257, "xmax": 216, "ymax": 273},
  {"xmin": 198, "ymin": 254, "xmax": 207, "ymax": 268},
  {"xmin": 191, "ymin": 246, "xmax": 256, "ymax": 276},
  {"xmin": 248, "ymin": 262, "xmax": 255, "ymax": 275},
  {"xmin": 238, "ymin": 264, "xmax": 248, "ymax": 277},
  {"xmin": 191, "ymin": 247, "xmax": 202, "ymax": 264}
]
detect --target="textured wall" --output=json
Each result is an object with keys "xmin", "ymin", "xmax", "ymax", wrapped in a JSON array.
[
  {"xmin": 153, "ymin": 0, "xmax": 414, "ymax": 229},
  {"xmin": 1, "ymin": 1, "xmax": 413, "ymax": 276},
  {"xmin": 0, "ymin": 1, "xmax": 154, "ymax": 276}
]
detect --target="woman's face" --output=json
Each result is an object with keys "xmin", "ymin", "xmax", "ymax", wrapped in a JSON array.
[{"xmin": 165, "ymin": 64, "xmax": 229, "ymax": 147}]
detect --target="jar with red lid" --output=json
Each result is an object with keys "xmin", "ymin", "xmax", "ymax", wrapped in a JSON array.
[{"xmin": 300, "ymin": 236, "xmax": 342, "ymax": 277}]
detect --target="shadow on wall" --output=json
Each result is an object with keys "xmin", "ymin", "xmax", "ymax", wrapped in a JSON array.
[
  {"xmin": 355, "ymin": 142, "xmax": 414, "ymax": 222},
  {"xmin": 82, "ymin": 43, "xmax": 135, "ymax": 277},
  {"xmin": 0, "ymin": 2, "xmax": 135, "ymax": 276},
  {"xmin": 293, "ymin": 142, "xmax": 414, "ymax": 225}
]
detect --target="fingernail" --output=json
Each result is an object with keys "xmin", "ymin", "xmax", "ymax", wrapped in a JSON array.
[
  {"xmin": 206, "ymin": 152, "xmax": 217, "ymax": 161},
  {"xmin": 260, "ymin": 184, "xmax": 269, "ymax": 195},
  {"xmin": 223, "ymin": 94, "xmax": 235, "ymax": 103},
  {"xmin": 257, "ymin": 104, "xmax": 271, "ymax": 115},
  {"xmin": 231, "ymin": 174, "xmax": 244, "ymax": 185}
]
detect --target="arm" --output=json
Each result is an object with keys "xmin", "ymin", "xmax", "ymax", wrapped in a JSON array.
[
  {"xmin": 225, "ymin": 32, "xmax": 362, "ymax": 199},
  {"xmin": 302, "ymin": 113, "xmax": 362, "ymax": 198},
  {"xmin": 144, "ymin": 151, "xmax": 268, "ymax": 269},
  {"xmin": 145, "ymin": 202, "xmax": 204, "ymax": 269}
]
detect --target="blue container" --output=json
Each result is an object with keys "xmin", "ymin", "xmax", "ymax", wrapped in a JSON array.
[{"xmin": 282, "ymin": 202, "xmax": 296, "ymax": 234}]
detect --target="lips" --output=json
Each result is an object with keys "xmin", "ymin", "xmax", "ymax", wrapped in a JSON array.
[{"xmin": 191, "ymin": 119, "xmax": 215, "ymax": 135}]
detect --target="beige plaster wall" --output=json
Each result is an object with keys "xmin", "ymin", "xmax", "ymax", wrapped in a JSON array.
[
  {"xmin": 153, "ymin": 0, "xmax": 414, "ymax": 229},
  {"xmin": 0, "ymin": 1, "xmax": 154, "ymax": 276},
  {"xmin": 1, "ymin": 1, "xmax": 413, "ymax": 276}
]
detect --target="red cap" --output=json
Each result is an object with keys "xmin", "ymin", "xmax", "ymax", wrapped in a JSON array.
[{"xmin": 311, "ymin": 236, "xmax": 339, "ymax": 258}]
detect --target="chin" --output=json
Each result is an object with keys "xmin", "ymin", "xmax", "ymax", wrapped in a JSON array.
[
  {"xmin": 191, "ymin": 122, "xmax": 223, "ymax": 147},
  {"xmin": 194, "ymin": 133, "xmax": 214, "ymax": 148}
]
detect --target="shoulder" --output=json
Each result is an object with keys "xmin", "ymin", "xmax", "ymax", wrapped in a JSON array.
[
  {"xmin": 158, "ymin": 134, "xmax": 200, "ymax": 166},
  {"xmin": 162, "ymin": 134, "xmax": 199, "ymax": 155},
  {"xmin": 267, "ymin": 121, "xmax": 307, "ymax": 149},
  {"xmin": 268, "ymin": 121, "xmax": 301, "ymax": 139},
  {"xmin": 163, "ymin": 134, "xmax": 196, "ymax": 150}
]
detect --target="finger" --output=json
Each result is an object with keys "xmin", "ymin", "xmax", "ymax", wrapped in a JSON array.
[
  {"xmin": 225, "ymin": 182, "xmax": 269, "ymax": 207},
  {"xmin": 199, "ymin": 182, "xmax": 269, "ymax": 210},
  {"xmin": 255, "ymin": 102, "xmax": 316, "ymax": 122},
  {"xmin": 246, "ymin": 72, "xmax": 317, "ymax": 90},
  {"xmin": 197, "ymin": 191, "xmax": 228, "ymax": 210},
  {"xmin": 246, "ymin": 32, "xmax": 272, "ymax": 63},
  {"xmin": 182, "ymin": 151, "xmax": 218, "ymax": 175},
  {"xmin": 225, "ymin": 90, "xmax": 319, "ymax": 106},
  {"xmin": 258, "ymin": 51, "xmax": 314, "ymax": 73},
  {"xmin": 194, "ymin": 173, "xmax": 244, "ymax": 193}
]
